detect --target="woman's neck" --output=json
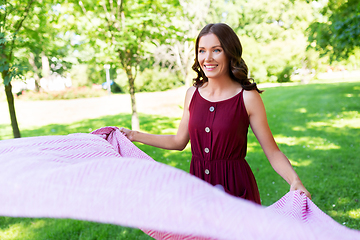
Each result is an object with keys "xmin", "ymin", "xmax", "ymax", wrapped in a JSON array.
[{"xmin": 200, "ymin": 77, "xmax": 242, "ymax": 101}]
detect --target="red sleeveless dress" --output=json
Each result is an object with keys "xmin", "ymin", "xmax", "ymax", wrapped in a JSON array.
[{"xmin": 188, "ymin": 88, "xmax": 261, "ymax": 204}]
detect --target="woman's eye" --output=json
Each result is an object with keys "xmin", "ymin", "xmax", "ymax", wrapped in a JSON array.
[
  {"xmin": 214, "ymin": 49, "xmax": 221, "ymax": 53},
  {"xmin": 199, "ymin": 50, "xmax": 205, "ymax": 53}
]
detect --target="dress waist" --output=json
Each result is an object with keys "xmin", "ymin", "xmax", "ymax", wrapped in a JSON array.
[{"xmin": 191, "ymin": 155, "xmax": 246, "ymax": 162}]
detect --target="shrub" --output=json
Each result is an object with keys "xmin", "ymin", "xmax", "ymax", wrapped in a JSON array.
[
  {"xmin": 277, "ymin": 65, "xmax": 293, "ymax": 82},
  {"xmin": 16, "ymin": 86, "xmax": 108, "ymax": 101},
  {"xmin": 135, "ymin": 67, "xmax": 183, "ymax": 92}
]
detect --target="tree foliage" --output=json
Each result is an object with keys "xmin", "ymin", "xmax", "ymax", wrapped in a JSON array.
[
  {"xmin": 307, "ymin": 0, "xmax": 360, "ymax": 60},
  {"xmin": 205, "ymin": 0, "xmax": 316, "ymax": 82},
  {"xmin": 1, "ymin": 0, "xmax": 35, "ymax": 85},
  {"xmin": 151, "ymin": 0, "xmax": 210, "ymax": 86}
]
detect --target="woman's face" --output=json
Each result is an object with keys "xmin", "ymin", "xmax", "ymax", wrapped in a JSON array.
[{"xmin": 197, "ymin": 33, "xmax": 230, "ymax": 80}]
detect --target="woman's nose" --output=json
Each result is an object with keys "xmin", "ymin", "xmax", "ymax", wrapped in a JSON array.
[{"xmin": 205, "ymin": 52, "xmax": 213, "ymax": 61}]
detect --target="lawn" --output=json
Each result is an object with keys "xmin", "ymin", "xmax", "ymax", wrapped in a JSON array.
[{"xmin": 1, "ymin": 80, "xmax": 359, "ymax": 239}]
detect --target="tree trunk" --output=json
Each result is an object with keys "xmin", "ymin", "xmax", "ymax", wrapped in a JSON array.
[
  {"xmin": 4, "ymin": 80, "xmax": 21, "ymax": 138},
  {"xmin": 29, "ymin": 52, "xmax": 41, "ymax": 92},
  {"xmin": 126, "ymin": 70, "xmax": 140, "ymax": 131},
  {"xmin": 41, "ymin": 54, "xmax": 50, "ymax": 78},
  {"xmin": 34, "ymin": 75, "xmax": 41, "ymax": 92},
  {"xmin": 184, "ymin": 41, "xmax": 195, "ymax": 87}
]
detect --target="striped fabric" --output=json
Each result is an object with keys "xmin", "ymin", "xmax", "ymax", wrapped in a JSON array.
[{"xmin": 0, "ymin": 126, "xmax": 359, "ymax": 240}]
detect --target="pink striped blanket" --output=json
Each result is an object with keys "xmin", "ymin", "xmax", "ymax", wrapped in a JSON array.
[{"xmin": 0, "ymin": 126, "xmax": 359, "ymax": 239}]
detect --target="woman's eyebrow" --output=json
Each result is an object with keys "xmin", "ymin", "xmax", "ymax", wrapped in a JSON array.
[{"xmin": 198, "ymin": 45, "xmax": 222, "ymax": 49}]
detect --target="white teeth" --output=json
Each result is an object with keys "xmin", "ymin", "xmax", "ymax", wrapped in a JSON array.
[{"xmin": 205, "ymin": 65, "xmax": 217, "ymax": 69}]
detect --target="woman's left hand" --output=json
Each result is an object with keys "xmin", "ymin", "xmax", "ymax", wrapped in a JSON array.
[{"xmin": 290, "ymin": 180, "xmax": 311, "ymax": 199}]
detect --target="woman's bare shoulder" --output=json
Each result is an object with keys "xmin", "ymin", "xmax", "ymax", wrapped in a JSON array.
[
  {"xmin": 243, "ymin": 89, "xmax": 264, "ymax": 115},
  {"xmin": 243, "ymin": 89, "xmax": 261, "ymax": 101},
  {"xmin": 185, "ymin": 86, "xmax": 197, "ymax": 99},
  {"xmin": 183, "ymin": 86, "xmax": 197, "ymax": 109},
  {"xmin": 186, "ymin": 86, "xmax": 197, "ymax": 93}
]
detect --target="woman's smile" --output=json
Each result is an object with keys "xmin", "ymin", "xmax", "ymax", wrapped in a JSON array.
[{"xmin": 204, "ymin": 64, "xmax": 218, "ymax": 71}]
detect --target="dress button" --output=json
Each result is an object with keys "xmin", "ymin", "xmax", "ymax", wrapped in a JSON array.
[
  {"xmin": 204, "ymin": 147, "xmax": 209, "ymax": 153},
  {"xmin": 205, "ymin": 127, "xmax": 210, "ymax": 133},
  {"xmin": 205, "ymin": 169, "xmax": 210, "ymax": 175},
  {"xmin": 209, "ymin": 106, "xmax": 215, "ymax": 112}
]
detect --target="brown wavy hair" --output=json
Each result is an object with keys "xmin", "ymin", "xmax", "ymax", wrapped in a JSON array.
[{"xmin": 192, "ymin": 23, "xmax": 263, "ymax": 93}]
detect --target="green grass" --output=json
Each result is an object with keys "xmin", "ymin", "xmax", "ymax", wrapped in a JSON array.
[
  {"xmin": 1, "ymin": 80, "xmax": 360, "ymax": 239},
  {"xmin": 0, "ymin": 217, "xmax": 149, "ymax": 240}
]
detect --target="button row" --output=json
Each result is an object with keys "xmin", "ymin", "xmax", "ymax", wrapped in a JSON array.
[{"xmin": 204, "ymin": 107, "xmax": 213, "ymax": 176}]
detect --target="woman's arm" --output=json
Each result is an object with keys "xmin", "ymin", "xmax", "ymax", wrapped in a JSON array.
[
  {"xmin": 120, "ymin": 87, "xmax": 196, "ymax": 151},
  {"xmin": 243, "ymin": 90, "xmax": 311, "ymax": 199}
]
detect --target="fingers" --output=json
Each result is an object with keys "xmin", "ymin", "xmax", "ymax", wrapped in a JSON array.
[
  {"xmin": 291, "ymin": 189, "xmax": 312, "ymax": 200},
  {"xmin": 299, "ymin": 189, "xmax": 311, "ymax": 199},
  {"xmin": 119, "ymin": 127, "xmax": 132, "ymax": 141},
  {"xmin": 119, "ymin": 127, "xmax": 127, "ymax": 136},
  {"xmin": 290, "ymin": 184, "xmax": 312, "ymax": 200}
]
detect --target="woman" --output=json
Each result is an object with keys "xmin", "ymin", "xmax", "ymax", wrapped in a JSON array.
[{"xmin": 120, "ymin": 23, "xmax": 311, "ymax": 204}]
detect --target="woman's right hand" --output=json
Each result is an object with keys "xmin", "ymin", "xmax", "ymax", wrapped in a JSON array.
[{"xmin": 119, "ymin": 127, "xmax": 135, "ymax": 141}]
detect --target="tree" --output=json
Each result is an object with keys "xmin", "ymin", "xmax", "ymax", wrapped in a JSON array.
[
  {"xmin": 1, "ymin": 0, "xmax": 36, "ymax": 138},
  {"xmin": 1, "ymin": 0, "xmax": 77, "ymax": 138},
  {"xmin": 307, "ymin": 0, "xmax": 360, "ymax": 61},
  {"xmin": 75, "ymin": 0, "xmax": 181, "ymax": 130}
]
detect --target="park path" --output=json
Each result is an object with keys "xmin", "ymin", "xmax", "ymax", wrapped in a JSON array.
[{"xmin": 0, "ymin": 87, "xmax": 187, "ymax": 129}]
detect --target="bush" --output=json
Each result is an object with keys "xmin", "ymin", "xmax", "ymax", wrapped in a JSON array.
[
  {"xmin": 16, "ymin": 86, "xmax": 108, "ymax": 101},
  {"xmin": 135, "ymin": 67, "xmax": 183, "ymax": 92},
  {"xmin": 110, "ymin": 81, "xmax": 123, "ymax": 93},
  {"xmin": 277, "ymin": 65, "xmax": 293, "ymax": 82},
  {"xmin": 241, "ymin": 34, "xmax": 311, "ymax": 83},
  {"xmin": 69, "ymin": 64, "xmax": 92, "ymax": 87}
]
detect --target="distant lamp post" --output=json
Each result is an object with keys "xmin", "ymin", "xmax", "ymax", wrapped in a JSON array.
[{"xmin": 104, "ymin": 64, "xmax": 111, "ymax": 95}]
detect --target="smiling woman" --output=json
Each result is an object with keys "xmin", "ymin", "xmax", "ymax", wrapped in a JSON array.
[{"xmin": 120, "ymin": 23, "xmax": 311, "ymax": 204}]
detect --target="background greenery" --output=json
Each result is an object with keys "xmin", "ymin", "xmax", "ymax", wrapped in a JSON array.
[
  {"xmin": 2, "ymin": 0, "xmax": 359, "ymax": 90},
  {"xmin": 2, "ymin": 0, "xmax": 359, "ymax": 136},
  {"xmin": 1, "ymin": 80, "xmax": 359, "ymax": 239}
]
